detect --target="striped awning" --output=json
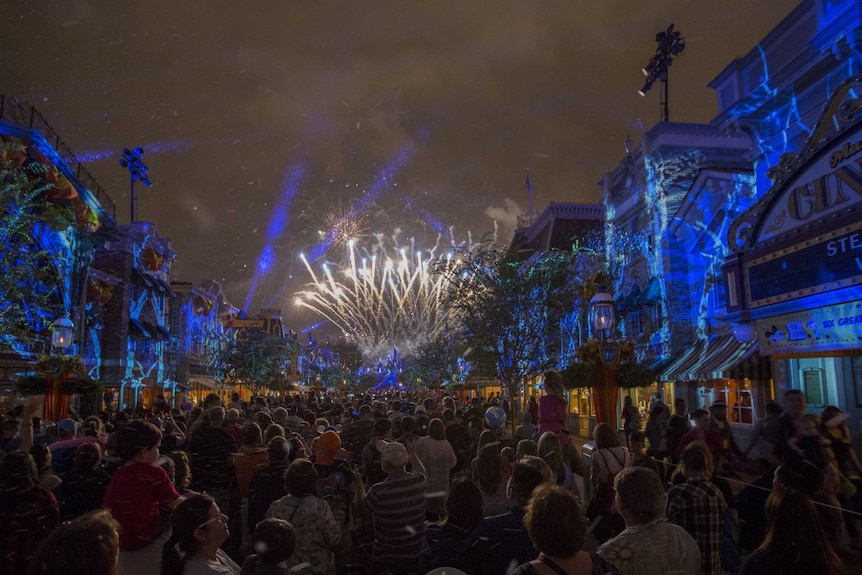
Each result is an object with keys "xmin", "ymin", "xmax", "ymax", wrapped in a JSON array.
[{"xmin": 661, "ymin": 335, "xmax": 758, "ymax": 381}]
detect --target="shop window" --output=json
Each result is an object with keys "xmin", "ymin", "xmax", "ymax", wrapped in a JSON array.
[
  {"xmin": 629, "ymin": 311, "xmax": 643, "ymax": 338},
  {"xmin": 714, "ymin": 379, "xmax": 753, "ymax": 424}
]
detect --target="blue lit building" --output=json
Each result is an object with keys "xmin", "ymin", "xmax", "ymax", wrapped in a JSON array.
[{"xmin": 602, "ymin": 0, "xmax": 862, "ymax": 443}]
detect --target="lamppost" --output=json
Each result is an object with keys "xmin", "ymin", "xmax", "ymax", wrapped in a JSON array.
[
  {"xmin": 119, "ymin": 147, "xmax": 152, "ymax": 223},
  {"xmin": 589, "ymin": 289, "xmax": 621, "ymax": 424},
  {"xmin": 638, "ymin": 23, "xmax": 686, "ymax": 122}
]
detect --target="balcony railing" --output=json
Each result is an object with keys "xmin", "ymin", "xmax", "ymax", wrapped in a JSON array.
[{"xmin": 0, "ymin": 95, "xmax": 117, "ymax": 218}]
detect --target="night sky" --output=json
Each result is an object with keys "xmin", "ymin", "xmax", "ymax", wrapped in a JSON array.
[{"xmin": 2, "ymin": 1, "xmax": 799, "ymax": 333}]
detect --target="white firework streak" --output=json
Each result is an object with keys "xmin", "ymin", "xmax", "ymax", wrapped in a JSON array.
[{"xmin": 296, "ymin": 237, "xmax": 460, "ymax": 360}]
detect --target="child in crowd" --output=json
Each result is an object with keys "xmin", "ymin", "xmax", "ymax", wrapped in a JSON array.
[
  {"xmin": 241, "ymin": 518, "xmax": 297, "ymax": 575},
  {"xmin": 103, "ymin": 420, "xmax": 184, "ymax": 575}
]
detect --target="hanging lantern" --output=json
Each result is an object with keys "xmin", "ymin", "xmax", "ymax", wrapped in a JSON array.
[
  {"xmin": 590, "ymin": 290, "xmax": 616, "ymax": 340},
  {"xmin": 52, "ymin": 315, "xmax": 74, "ymax": 349}
]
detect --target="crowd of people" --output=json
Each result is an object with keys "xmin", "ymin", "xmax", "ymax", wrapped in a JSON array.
[{"xmin": 0, "ymin": 372, "xmax": 858, "ymax": 575}]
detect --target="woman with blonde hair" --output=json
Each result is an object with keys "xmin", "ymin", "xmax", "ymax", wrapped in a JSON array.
[
  {"xmin": 538, "ymin": 431, "xmax": 582, "ymax": 501},
  {"xmin": 587, "ymin": 422, "xmax": 630, "ymax": 543}
]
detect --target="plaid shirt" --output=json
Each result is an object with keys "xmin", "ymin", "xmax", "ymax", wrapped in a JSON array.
[{"xmin": 666, "ymin": 479, "xmax": 727, "ymax": 575}]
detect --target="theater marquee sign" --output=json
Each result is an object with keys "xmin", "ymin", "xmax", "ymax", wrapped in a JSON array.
[{"xmin": 726, "ymin": 75, "xmax": 862, "ymax": 313}]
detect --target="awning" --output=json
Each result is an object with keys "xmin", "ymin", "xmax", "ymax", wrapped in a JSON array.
[
  {"xmin": 618, "ymin": 286, "xmax": 641, "ymax": 312},
  {"xmin": 188, "ymin": 377, "xmax": 221, "ymax": 389},
  {"xmin": 635, "ymin": 277, "xmax": 662, "ymax": 306},
  {"xmin": 129, "ymin": 318, "xmax": 151, "ymax": 338},
  {"xmin": 660, "ymin": 335, "xmax": 758, "ymax": 381}
]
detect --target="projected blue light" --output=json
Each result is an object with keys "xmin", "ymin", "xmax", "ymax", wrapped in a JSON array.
[
  {"xmin": 301, "ymin": 321, "xmax": 326, "ymax": 333},
  {"xmin": 243, "ymin": 163, "xmax": 304, "ymax": 314},
  {"xmin": 76, "ymin": 139, "xmax": 192, "ymax": 163}
]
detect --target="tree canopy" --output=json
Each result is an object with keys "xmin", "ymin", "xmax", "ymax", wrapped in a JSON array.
[{"xmin": 219, "ymin": 329, "xmax": 299, "ymax": 396}]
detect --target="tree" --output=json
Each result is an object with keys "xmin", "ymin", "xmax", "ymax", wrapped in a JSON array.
[
  {"xmin": 402, "ymin": 332, "xmax": 467, "ymax": 390},
  {"xmin": 220, "ymin": 329, "xmax": 299, "ymax": 397},
  {"xmin": 437, "ymin": 241, "xmax": 585, "ymax": 417},
  {"xmin": 0, "ymin": 141, "xmax": 74, "ymax": 348}
]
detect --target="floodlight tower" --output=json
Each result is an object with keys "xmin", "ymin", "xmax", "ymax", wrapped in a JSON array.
[
  {"xmin": 120, "ymin": 147, "xmax": 152, "ymax": 223},
  {"xmin": 638, "ymin": 24, "xmax": 686, "ymax": 122}
]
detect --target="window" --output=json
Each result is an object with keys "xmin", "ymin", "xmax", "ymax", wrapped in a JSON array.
[{"xmin": 713, "ymin": 379, "xmax": 753, "ymax": 424}]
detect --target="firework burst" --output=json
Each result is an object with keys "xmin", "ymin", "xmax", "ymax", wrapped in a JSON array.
[{"xmin": 296, "ymin": 235, "xmax": 460, "ymax": 360}]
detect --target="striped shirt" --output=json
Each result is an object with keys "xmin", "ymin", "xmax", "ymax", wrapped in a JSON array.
[{"xmin": 363, "ymin": 470, "xmax": 427, "ymax": 566}]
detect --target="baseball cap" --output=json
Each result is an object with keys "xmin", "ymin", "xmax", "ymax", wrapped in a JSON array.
[
  {"xmin": 57, "ymin": 418, "xmax": 77, "ymax": 436},
  {"xmin": 316, "ymin": 430, "xmax": 342, "ymax": 465},
  {"xmin": 376, "ymin": 440, "xmax": 409, "ymax": 469},
  {"xmin": 413, "ymin": 405, "xmax": 427, "ymax": 414}
]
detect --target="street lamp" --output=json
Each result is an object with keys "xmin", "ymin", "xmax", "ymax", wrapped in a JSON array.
[
  {"xmin": 590, "ymin": 290, "xmax": 616, "ymax": 342},
  {"xmin": 120, "ymin": 147, "xmax": 152, "ymax": 223},
  {"xmin": 588, "ymin": 289, "xmax": 621, "ymax": 424},
  {"xmin": 638, "ymin": 23, "xmax": 685, "ymax": 122},
  {"xmin": 52, "ymin": 315, "xmax": 74, "ymax": 350}
]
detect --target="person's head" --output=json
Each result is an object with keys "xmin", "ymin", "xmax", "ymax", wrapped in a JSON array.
[
  {"xmin": 506, "ymin": 461, "xmax": 545, "ymax": 507},
  {"xmin": 441, "ymin": 408, "xmax": 455, "ymax": 423},
  {"xmin": 428, "ymin": 418, "xmax": 446, "ymax": 440},
  {"xmin": 709, "ymin": 401, "xmax": 727, "ymax": 422},
  {"xmin": 760, "ymin": 489, "xmax": 845, "ymax": 574},
  {"xmin": 680, "ymin": 441, "xmax": 713, "ymax": 479},
  {"xmin": 543, "ymin": 370, "xmax": 563, "ymax": 395},
  {"xmin": 267, "ymin": 436, "xmax": 290, "ymax": 462},
  {"xmin": 593, "ymin": 422, "xmax": 620, "ymax": 449},
  {"xmin": 169, "ymin": 451, "xmax": 192, "ymax": 490},
  {"xmin": 476, "ymin": 429, "xmax": 498, "ymax": 457},
  {"xmin": 74, "ymin": 442, "xmax": 103, "ymax": 470},
  {"xmin": 163, "ymin": 495, "xmax": 228, "ymax": 575},
  {"xmin": 29, "ymin": 443, "xmax": 52, "ymax": 473},
  {"xmin": 2, "ymin": 417, "xmax": 21, "ymax": 438},
  {"xmin": 208, "ymin": 406, "xmax": 226, "ymax": 428},
  {"xmin": 359, "ymin": 404, "xmax": 373, "ymax": 419},
  {"xmin": 286, "ymin": 458, "xmax": 318, "ymax": 496},
  {"xmin": 674, "ymin": 398, "xmax": 686, "ymax": 415},
  {"xmin": 204, "ymin": 393, "xmax": 221, "ymax": 409},
  {"xmin": 241, "ymin": 422, "xmax": 263, "ymax": 447},
  {"xmin": 379, "ymin": 440, "xmax": 409, "ymax": 474},
  {"xmin": 628, "ymin": 430, "xmax": 646, "ymax": 454},
  {"xmin": 614, "ymin": 466, "xmax": 665, "ymax": 526},
  {"xmin": 27, "ymin": 509, "xmax": 120, "ymax": 575},
  {"xmin": 444, "ymin": 479, "xmax": 484, "ymax": 534},
  {"xmin": 0, "ymin": 450, "xmax": 39, "ymax": 491},
  {"xmin": 783, "ymin": 389, "xmax": 807, "ymax": 419},
  {"xmin": 516, "ymin": 439, "xmax": 538, "ymax": 461},
  {"xmin": 819, "ymin": 405, "xmax": 842, "ymax": 427},
  {"xmin": 523, "ymin": 484, "xmax": 586, "ymax": 559},
  {"xmin": 774, "ymin": 458, "xmax": 822, "ymax": 497},
  {"xmin": 398, "ymin": 415, "xmax": 415, "ymax": 435},
  {"xmin": 114, "ymin": 420, "xmax": 163, "ymax": 462},
  {"xmin": 413, "ymin": 405, "xmax": 427, "ymax": 419},
  {"xmin": 519, "ymin": 454, "xmax": 553, "ymax": 484},
  {"xmin": 691, "ymin": 409, "xmax": 711, "ymax": 431},
  {"xmin": 477, "ymin": 443, "xmax": 504, "ymax": 491},
  {"xmin": 372, "ymin": 417, "xmax": 392, "ymax": 438},
  {"xmin": 264, "ymin": 423, "xmax": 285, "ymax": 444},
  {"xmin": 624, "ymin": 395, "xmax": 632, "ymax": 406},
  {"xmin": 255, "ymin": 411, "xmax": 274, "ymax": 430},
  {"xmin": 272, "ymin": 407, "xmax": 288, "ymax": 426},
  {"xmin": 501, "ymin": 446, "xmax": 516, "ymax": 465},
  {"xmin": 537, "ymin": 431, "xmax": 564, "ymax": 474},
  {"xmin": 57, "ymin": 418, "xmax": 78, "ymax": 440},
  {"xmin": 316, "ymin": 430, "xmax": 342, "ymax": 465},
  {"xmin": 251, "ymin": 518, "xmax": 296, "ymax": 565},
  {"xmin": 224, "ymin": 408, "xmax": 240, "ymax": 427}
]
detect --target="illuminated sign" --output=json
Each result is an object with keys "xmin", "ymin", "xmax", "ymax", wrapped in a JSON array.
[
  {"xmin": 756, "ymin": 301, "xmax": 862, "ymax": 355},
  {"xmin": 759, "ymin": 127, "xmax": 862, "ymax": 243},
  {"xmin": 746, "ymin": 221, "xmax": 862, "ymax": 307}
]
